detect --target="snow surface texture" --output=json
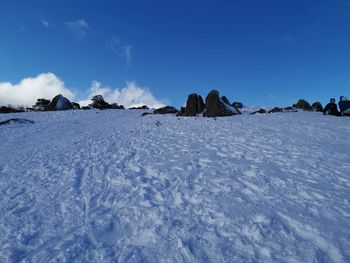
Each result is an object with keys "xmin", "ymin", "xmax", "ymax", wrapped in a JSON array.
[{"xmin": 0, "ymin": 110, "xmax": 350, "ymax": 262}]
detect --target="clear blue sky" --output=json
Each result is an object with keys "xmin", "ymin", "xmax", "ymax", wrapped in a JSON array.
[{"xmin": 1, "ymin": 0, "xmax": 350, "ymax": 107}]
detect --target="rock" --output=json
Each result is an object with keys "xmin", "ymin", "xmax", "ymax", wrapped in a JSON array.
[
  {"xmin": 232, "ymin": 102, "xmax": 244, "ymax": 109},
  {"xmin": 177, "ymin": 93, "xmax": 205, "ymax": 116},
  {"xmin": 153, "ymin": 106, "xmax": 178, "ymax": 114},
  {"xmin": 197, "ymin": 95, "xmax": 205, "ymax": 113},
  {"xmin": 33, "ymin": 98, "xmax": 51, "ymax": 111},
  {"xmin": 311, "ymin": 102, "xmax": 323, "ymax": 112},
  {"xmin": 283, "ymin": 106, "xmax": 294, "ymax": 111},
  {"xmin": 71, "ymin": 102, "xmax": 81, "ymax": 109},
  {"xmin": 90, "ymin": 95, "xmax": 111, "ymax": 109},
  {"xmin": 110, "ymin": 103, "xmax": 125, "ymax": 109},
  {"xmin": 82, "ymin": 106, "xmax": 91, "ymax": 110},
  {"xmin": 250, "ymin": 108, "xmax": 266, "ymax": 115},
  {"xmin": 0, "ymin": 106, "xmax": 23, "ymax": 114},
  {"xmin": 0, "ymin": 118, "xmax": 34, "ymax": 126},
  {"xmin": 294, "ymin": 99, "xmax": 311, "ymax": 111},
  {"xmin": 49, "ymin": 94, "xmax": 73, "ymax": 111},
  {"xmin": 130, "ymin": 105, "xmax": 149, "ymax": 110},
  {"xmin": 221, "ymin": 96, "xmax": 231, "ymax": 105},
  {"xmin": 203, "ymin": 90, "xmax": 237, "ymax": 117},
  {"xmin": 268, "ymin": 107, "xmax": 283, "ymax": 113},
  {"xmin": 141, "ymin": 112, "xmax": 153, "ymax": 116}
]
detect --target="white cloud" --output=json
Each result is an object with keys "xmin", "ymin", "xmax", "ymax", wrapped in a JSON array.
[
  {"xmin": 0, "ymin": 73, "xmax": 165, "ymax": 109},
  {"xmin": 106, "ymin": 37, "xmax": 133, "ymax": 66},
  {"xmin": 0, "ymin": 73, "xmax": 75, "ymax": 107},
  {"xmin": 41, "ymin": 19, "xmax": 50, "ymax": 28},
  {"xmin": 79, "ymin": 81, "xmax": 165, "ymax": 108},
  {"xmin": 65, "ymin": 19, "xmax": 89, "ymax": 38}
]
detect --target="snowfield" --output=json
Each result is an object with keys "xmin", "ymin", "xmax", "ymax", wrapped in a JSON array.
[{"xmin": 0, "ymin": 110, "xmax": 350, "ymax": 262}]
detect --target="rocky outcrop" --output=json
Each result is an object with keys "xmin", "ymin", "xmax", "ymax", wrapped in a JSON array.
[
  {"xmin": 71, "ymin": 102, "xmax": 81, "ymax": 110},
  {"xmin": 129, "ymin": 105, "xmax": 149, "ymax": 110},
  {"xmin": 110, "ymin": 103, "xmax": 125, "ymax": 109},
  {"xmin": 268, "ymin": 107, "xmax": 283, "ymax": 113},
  {"xmin": 48, "ymin": 94, "xmax": 73, "ymax": 111},
  {"xmin": 221, "ymin": 96, "xmax": 231, "ymax": 105},
  {"xmin": 232, "ymin": 102, "xmax": 243, "ymax": 109},
  {"xmin": 203, "ymin": 90, "xmax": 238, "ymax": 117},
  {"xmin": 311, "ymin": 102, "xmax": 323, "ymax": 112},
  {"xmin": 250, "ymin": 109, "xmax": 266, "ymax": 115},
  {"xmin": 177, "ymin": 93, "xmax": 205, "ymax": 116},
  {"xmin": 294, "ymin": 99, "xmax": 311, "ymax": 111},
  {"xmin": 153, "ymin": 106, "xmax": 179, "ymax": 114}
]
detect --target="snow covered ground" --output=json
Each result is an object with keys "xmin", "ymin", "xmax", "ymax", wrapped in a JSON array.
[{"xmin": 0, "ymin": 109, "xmax": 350, "ymax": 262}]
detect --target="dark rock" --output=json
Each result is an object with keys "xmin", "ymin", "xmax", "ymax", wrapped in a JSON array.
[
  {"xmin": 311, "ymin": 102, "xmax": 323, "ymax": 112},
  {"xmin": 250, "ymin": 108, "xmax": 266, "ymax": 115},
  {"xmin": 141, "ymin": 112, "xmax": 153, "ymax": 116},
  {"xmin": 295, "ymin": 99, "xmax": 311, "ymax": 111},
  {"xmin": 0, "ymin": 118, "xmax": 34, "ymax": 126},
  {"xmin": 232, "ymin": 102, "xmax": 244, "ymax": 109},
  {"xmin": 71, "ymin": 102, "xmax": 81, "ymax": 109},
  {"xmin": 268, "ymin": 107, "xmax": 283, "ymax": 113},
  {"xmin": 197, "ymin": 95, "xmax": 205, "ymax": 113},
  {"xmin": 130, "ymin": 105, "xmax": 149, "ymax": 110},
  {"xmin": 153, "ymin": 106, "xmax": 178, "ymax": 114},
  {"xmin": 82, "ymin": 106, "xmax": 91, "ymax": 110},
  {"xmin": 48, "ymin": 94, "xmax": 73, "ymax": 111},
  {"xmin": 283, "ymin": 106, "xmax": 294, "ymax": 111},
  {"xmin": 33, "ymin": 98, "xmax": 51, "ymax": 111},
  {"xmin": 177, "ymin": 93, "xmax": 204, "ymax": 117},
  {"xmin": 221, "ymin": 96, "xmax": 231, "ymax": 105},
  {"xmin": 110, "ymin": 103, "xmax": 125, "ymax": 109},
  {"xmin": 0, "ymin": 106, "xmax": 23, "ymax": 114},
  {"xmin": 203, "ymin": 90, "xmax": 237, "ymax": 117}
]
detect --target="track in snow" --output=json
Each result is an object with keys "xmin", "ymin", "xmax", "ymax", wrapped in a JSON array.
[{"xmin": 0, "ymin": 110, "xmax": 350, "ymax": 262}]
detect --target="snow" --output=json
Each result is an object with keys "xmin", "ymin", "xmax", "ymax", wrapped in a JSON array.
[{"xmin": 0, "ymin": 109, "xmax": 350, "ymax": 262}]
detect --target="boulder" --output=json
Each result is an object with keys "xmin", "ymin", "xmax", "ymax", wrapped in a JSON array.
[
  {"xmin": 268, "ymin": 107, "xmax": 283, "ymax": 113},
  {"xmin": 294, "ymin": 99, "xmax": 311, "ymax": 111},
  {"xmin": 250, "ymin": 108, "xmax": 266, "ymax": 115},
  {"xmin": 110, "ymin": 103, "xmax": 125, "ymax": 109},
  {"xmin": 33, "ymin": 98, "xmax": 51, "ymax": 111},
  {"xmin": 203, "ymin": 90, "xmax": 237, "ymax": 117},
  {"xmin": 153, "ymin": 106, "xmax": 179, "ymax": 114},
  {"xmin": 130, "ymin": 105, "xmax": 149, "ymax": 110},
  {"xmin": 82, "ymin": 106, "xmax": 91, "ymax": 110},
  {"xmin": 197, "ymin": 95, "xmax": 205, "ymax": 113},
  {"xmin": 221, "ymin": 96, "xmax": 231, "ymax": 105},
  {"xmin": 311, "ymin": 102, "xmax": 323, "ymax": 112},
  {"xmin": 71, "ymin": 102, "xmax": 81, "ymax": 109},
  {"xmin": 177, "ymin": 93, "xmax": 205, "ymax": 116},
  {"xmin": 48, "ymin": 94, "xmax": 73, "ymax": 111},
  {"xmin": 232, "ymin": 102, "xmax": 244, "ymax": 109}
]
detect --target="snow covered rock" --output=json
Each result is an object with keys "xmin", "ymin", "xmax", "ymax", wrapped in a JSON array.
[
  {"xmin": 294, "ymin": 99, "xmax": 311, "ymax": 111},
  {"xmin": 0, "ymin": 118, "xmax": 34, "ymax": 126},
  {"xmin": 268, "ymin": 107, "xmax": 283, "ymax": 113},
  {"xmin": 153, "ymin": 106, "xmax": 179, "ymax": 114},
  {"xmin": 232, "ymin": 101, "xmax": 244, "ymax": 109},
  {"xmin": 311, "ymin": 102, "xmax": 323, "ymax": 112},
  {"xmin": 177, "ymin": 93, "xmax": 205, "ymax": 116},
  {"xmin": 250, "ymin": 108, "xmax": 267, "ymax": 115},
  {"xmin": 49, "ymin": 94, "xmax": 73, "ymax": 111},
  {"xmin": 203, "ymin": 90, "xmax": 238, "ymax": 117}
]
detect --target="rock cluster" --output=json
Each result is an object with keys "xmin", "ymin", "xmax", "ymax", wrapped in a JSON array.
[{"xmin": 177, "ymin": 93, "xmax": 205, "ymax": 116}]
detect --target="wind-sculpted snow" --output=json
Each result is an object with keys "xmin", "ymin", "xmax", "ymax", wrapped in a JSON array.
[{"xmin": 0, "ymin": 110, "xmax": 350, "ymax": 262}]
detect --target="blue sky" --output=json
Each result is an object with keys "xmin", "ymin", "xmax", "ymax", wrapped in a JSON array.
[{"xmin": 1, "ymin": 0, "xmax": 350, "ymax": 107}]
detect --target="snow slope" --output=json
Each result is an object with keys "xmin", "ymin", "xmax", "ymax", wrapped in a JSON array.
[{"xmin": 0, "ymin": 110, "xmax": 350, "ymax": 262}]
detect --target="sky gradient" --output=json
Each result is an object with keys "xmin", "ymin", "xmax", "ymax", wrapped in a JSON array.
[{"xmin": 1, "ymin": 0, "xmax": 350, "ymax": 107}]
